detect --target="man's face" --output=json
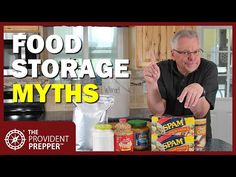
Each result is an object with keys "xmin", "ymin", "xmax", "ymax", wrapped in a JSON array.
[{"xmin": 172, "ymin": 37, "xmax": 201, "ymax": 76}]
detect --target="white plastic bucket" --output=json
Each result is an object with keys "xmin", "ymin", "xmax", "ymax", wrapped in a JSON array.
[{"xmin": 102, "ymin": 76, "xmax": 130, "ymax": 118}]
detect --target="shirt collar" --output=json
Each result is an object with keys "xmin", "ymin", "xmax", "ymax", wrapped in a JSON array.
[
  {"xmin": 172, "ymin": 61, "xmax": 186, "ymax": 78},
  {"xmin": 172, "ymin": 58, "xmax": 203, "ymax": 78}
]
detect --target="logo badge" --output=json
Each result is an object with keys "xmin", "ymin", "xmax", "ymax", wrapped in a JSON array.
[{"xmin": 5, "ymin": 129, "xmax": 26, "ymax": 150}]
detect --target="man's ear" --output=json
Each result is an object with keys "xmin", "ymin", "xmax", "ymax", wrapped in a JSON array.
[{"xmin": 171, "ymin": 50, "xmax": 175, "ymax": 60}]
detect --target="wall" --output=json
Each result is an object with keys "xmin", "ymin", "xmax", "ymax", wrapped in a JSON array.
[{"xmin": 130, "ymin": 70, "xmax": 147, "ymax": 109}]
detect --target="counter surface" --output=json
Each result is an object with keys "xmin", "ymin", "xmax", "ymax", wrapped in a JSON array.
[
  {"xmin": 42, "ymin": 110, "xmax": 232, "ymax": 152},
  {"xmin": 204, "ymin": 138, "xmax": 232, "ymax": 151},
  {"xmin": 42, "ymin": 109, "xmax": 151, "ymax": 121}
]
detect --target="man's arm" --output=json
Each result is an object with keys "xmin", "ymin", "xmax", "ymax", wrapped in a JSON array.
[
  {"xmin": 177, "ymin": 83, "xmax": 210, "ymax": 118},
  {"xmin": 144, "ymin": 62, "xmax": 166, "ymax": 115},
  {"xmin": 146, "ymin": 83, "xmax": 166, "ymax": 115},
  {"xmin": 190, "ymin": 96, "xmax": 210, "ymax": 118}
]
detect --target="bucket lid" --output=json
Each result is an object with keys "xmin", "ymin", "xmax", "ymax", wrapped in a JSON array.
[{"xmin": 119, "ymin": 118, "xmax": 127, "ymax": 123}]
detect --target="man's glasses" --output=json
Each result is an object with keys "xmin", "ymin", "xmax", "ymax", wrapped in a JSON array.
[{"xmin": 173, "ymin": 49, "xmax": 203, "ymax": 57}]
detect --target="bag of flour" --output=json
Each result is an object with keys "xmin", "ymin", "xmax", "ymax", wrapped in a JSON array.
[{"xmin": 73, "ymin": 95, "xmax": 114, "ymax": 151}]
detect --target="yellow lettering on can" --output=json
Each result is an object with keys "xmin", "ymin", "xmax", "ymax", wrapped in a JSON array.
[
  {"xmin": 164, "ymin": 120, "xmax": 184, "ymax": 131},
  {"xmin": 163, "ymin": 138, "xmax": 184, "ymax": 149}
]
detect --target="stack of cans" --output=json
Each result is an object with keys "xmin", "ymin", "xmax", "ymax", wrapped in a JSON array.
[{"xmin": 151, "ymin": 116, "xmax": 195, "ymax": 151}]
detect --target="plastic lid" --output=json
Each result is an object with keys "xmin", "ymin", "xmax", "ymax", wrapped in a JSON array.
[
  {"xmin": 128, "ymin": 120, "xmax": 147, "ymax": 127},
  {"xmin": 95, "ymin": 124, "xmax": 112, "ymax": 130},
  {"xmin": 119, "ymin": 118, "xmax": 127, "ymax": 123}
]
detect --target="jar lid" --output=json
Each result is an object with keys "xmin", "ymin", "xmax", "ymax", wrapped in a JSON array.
[
  {"xmin": 128, "ymin": 120, "xmax": 147, "ymax": 127},
  {"xmin": 95, "ymin": 124, "xmax": 112, "ymax": 130},
  {"xmin": 119, "ymin": 118, "xmax": 128, "ymax": 123}
]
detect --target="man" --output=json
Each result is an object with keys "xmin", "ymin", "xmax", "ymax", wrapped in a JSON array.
[{"xmin": 143, "ymin": 29, "xmax": 218, "ymax": 139}]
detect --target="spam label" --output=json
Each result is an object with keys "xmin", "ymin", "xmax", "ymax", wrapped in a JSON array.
[
  {"xmin": 152, "ymin": 116, "xmax": 194, "ymax": 136},
  {"xmin": 151, "ymin": 134, "xmax": 194, "ymax": 151}
]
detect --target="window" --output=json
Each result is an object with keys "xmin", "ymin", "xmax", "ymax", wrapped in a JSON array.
[
  {"xmin": 48, "ymin": 26, "xmax": 127, "ymax": 82},
  {"xmin": 199, "ymin": 26, "xmax": 232, "ymax": 98}
]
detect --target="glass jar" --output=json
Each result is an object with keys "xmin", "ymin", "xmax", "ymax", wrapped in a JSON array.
[
  {"xmin": 93, "ymin": 123, "xmax": 114, "ymax": 151},
  {"xmin": 194, "ymin": 118, "xmax": 207, "ymax": 151},
  {"xmin": 128, "ymin": 120, "xmax": 149, "ymax": 151},
  {"xmin": 114, "ymin": 118, "xmax": 134, "ymax": 152}
]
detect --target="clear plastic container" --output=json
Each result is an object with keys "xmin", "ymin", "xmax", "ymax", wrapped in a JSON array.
[
  {"xmin": 93, "ymin": 123, "xmax": 114, "ymax": 151},
  {"xmin": 114, "ymin": 118, "xmax": 134, "ymax": 151}
]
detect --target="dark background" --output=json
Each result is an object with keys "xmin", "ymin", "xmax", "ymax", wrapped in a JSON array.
[
  {"xmin": 0, "ymin": 1, "xmax": 235, "ymax": 22},
  {"xmin": 0, "ymin": 0, "xmax": 235, "ymax": 170}
]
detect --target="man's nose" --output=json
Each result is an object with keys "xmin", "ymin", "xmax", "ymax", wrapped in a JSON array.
[{"xmin": 187, "ymin": 53, "xmax": 194, "ymax": 60}]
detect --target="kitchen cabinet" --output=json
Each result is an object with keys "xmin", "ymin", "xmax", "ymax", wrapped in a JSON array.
[
  {"xmin": 4, "ymin": 26, "xmax": 48, "ymax": 60},
  {"xmin": 129, "ymin": 26, "xmax": 196, "ymax": 69},
  {"xmin": 4, "ymin": 26, "xmax": 42, "ymax": 33}
]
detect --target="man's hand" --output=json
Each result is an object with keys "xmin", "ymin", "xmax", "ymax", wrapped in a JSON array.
[
  {"xmin": 177, "ymin": 83, "xmax": 204, "ymax": 109},
  {"xmin": 143, "ymin": 62, "xmax": 160, "ymax": 85},
  {"xmin": 144, "ymin": 61, "xmax": 166, "ymax": 116}
]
